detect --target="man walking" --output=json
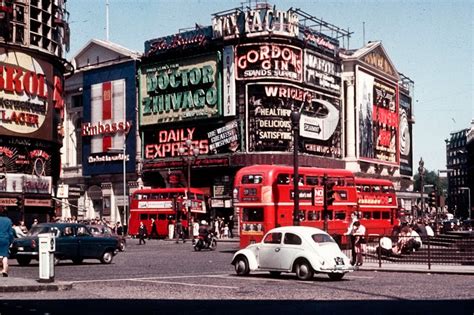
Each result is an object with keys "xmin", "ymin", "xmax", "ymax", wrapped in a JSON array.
[
  {"xmin": 138, "ymin": 222, "xmax": 148, "ymax": 245},
  {"xmin": 175, "ymin": 219, "xmax": 185, "ymax": 243}
]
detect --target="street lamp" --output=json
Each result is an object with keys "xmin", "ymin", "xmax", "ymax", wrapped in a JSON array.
[
  {"xmin": 418, "ymin": 158, "xmax": 426, "ymax": 219},
  {"xmin": 460, "ymin": 187, "xmax": 471, "ymax": 221},
  {"xmin": 179, "ymin": 139, "xmax": 200, "ymax": 238},
  {"xmin": 108, "ymin": 146, "xmax": 127, "ymax": 232},
  {"xmin": 290, "ymin": 108, "xmax": 301, "ymax": 226}
]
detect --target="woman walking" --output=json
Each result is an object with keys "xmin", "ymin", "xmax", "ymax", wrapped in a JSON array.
[{"xmin": 0, "ymin": 207, "xmax": 14, "ymax": 277}]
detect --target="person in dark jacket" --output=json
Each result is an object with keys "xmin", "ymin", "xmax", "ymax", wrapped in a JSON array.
[
  {"xmin": 0, "ymin": 207, "xmax": 14, "ymax": 277},
  {"xmin": 175, "ymin": 219, "xmax": 185, "ymax": 243},
  {"xmin": 149, "ymin": 218, "xmax": 158, "ymax": 240},
  {"xmin": 138, "ymin": 221, "xmax": 148, "ymax": 245}
]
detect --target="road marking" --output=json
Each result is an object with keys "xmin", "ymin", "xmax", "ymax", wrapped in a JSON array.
[
  {"xmin": 71, "ymin": 273, "xmax": 231, "ymax": 284},
  {"xmin": 130, "ymin": 279, "xmax": 238, "ymax": 289}
]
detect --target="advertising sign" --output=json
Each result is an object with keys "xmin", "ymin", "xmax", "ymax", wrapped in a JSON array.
[
  {"xmin": 399, "ymin": 92, "xmax": 413, "ymax": 176},
  {"xmin": 246, "ymin": 83, "xmax": 342, "ymax": 157},
  {"xmin": 356, "ymin": 70, "xmax": 398, "ymax": 164},
  {"xmin": 143, "ymin": 120, "xmax": 240, "ymax": 161},
  {"xmin": 140, "ymin": 54, "xmax": 221, "ymax": 125},
  {"xmin": 0, "ymin": 48, "xmax": 60, "ymax": 142},
  {"xmin": 212, "ymin": 7, "xmax": 299, "ymax": 39},
  {"xmin": 0, "ymin": 144, "xmax": 53, "ymax": 176},
  {"xmin": 236, "ymin": 44, "xmax": 303, "ymax": 82},
  {"xmin": 223, "ymin": 46, "xmax": 236, "ymax": 116},
  {"xmin": 82, "ymin": 62, "xmax": 137, "ymax": 176},
  {"xmin": 304, "ymin": 50, "xmax": 341, "ymax": 93},
  {"xmin": 145, "ymin": 26, "xmax": 213, "ymax": 57}
]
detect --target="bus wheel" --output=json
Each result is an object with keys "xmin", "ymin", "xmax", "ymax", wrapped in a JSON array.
[
  {"xmin": 234, "ymin": 256, "xmax": 249, "ymax": 276},
  {"xmin": 295, "ymin": 260, "xmax": 314, "ymax": 281}
]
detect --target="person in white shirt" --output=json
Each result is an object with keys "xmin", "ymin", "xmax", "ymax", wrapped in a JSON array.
[
  {"xmin": 352, "ymin": 221, "xmax": 367, "ymax": 266},
  {"xmin": 12, "ymin": 223, "xmax": 26, "ymax": 238}
]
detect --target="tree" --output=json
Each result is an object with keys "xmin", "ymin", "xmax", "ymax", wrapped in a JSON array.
[{"xmin": 413, "ymin": 170, "xmax": 448, "ymax": 196}]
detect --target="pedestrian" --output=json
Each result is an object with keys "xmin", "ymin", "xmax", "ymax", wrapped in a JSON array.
[
  {"xmin": 223, "ymin": 224, "xmax": 229, "ymax": 239},
  {"xmin": 192, "ymin": 218, "xmax": 199, "ymax": 243},
  {"xmin": 149, "ymin": 218, "xmax": 158, "ymax": 239},
  {"xmin": 352, "ymin": 221, "xmax": 366, "ymax": 266},
  {"xmin": 138, "ymin": 221, "xmax": 147, "ymax": 245},
  {"xmin": 12, "ymin": 222, "xmax": 26, "ymax": 238},
  {"xmin": 0, "ymin": 207, "xmax": 14, "ymax": 277},
  {"xmin": 344, "ymin": 212, "xmax": 358, "ymax": 265},
  {"xmin": 32, "ymin": 218, "xmax": 38, "ymax": 226},
  {"xmin": 175, "ymin": 219, "xmax": 185, "ymax": 243},
  {"xmin": 228, "ymin": 215, "xmax": 234, "ymax": 238},
  {"xmin": 115, "ymin": 222, "xmax": 123, "ymax": 236}
]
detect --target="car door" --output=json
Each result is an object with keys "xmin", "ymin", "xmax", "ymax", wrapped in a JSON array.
[
  {"xmin": 57, "ymin": 226, "xmax": 79, "ymax": 259},
  {"xmin": 278, "ymin": 232, "xmax": 304, "ymax": 270},
  {"xmin": 257, "ymin": 232, "xmax": 283, "ymax": 270},
  {"xmin": 77, "ymin": 226, "xmax": 103, "ymax": 258}
]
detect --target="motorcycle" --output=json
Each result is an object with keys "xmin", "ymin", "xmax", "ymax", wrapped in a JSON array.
[{"xmin": 193, "ymin": 233, "xmax": 217, "ymax": 251}]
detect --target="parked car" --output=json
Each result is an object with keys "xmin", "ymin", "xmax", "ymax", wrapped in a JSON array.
[
  {"xmin": 231, "ymin": 226, "xmax": 354, "ymax": 281},
  {"xmin": 87, "ymin": 224, "xmax": 126, "ymax": 251},
  {"xmin": 10, "ymin": 223, "xmax": 120, "ymax": 266}
]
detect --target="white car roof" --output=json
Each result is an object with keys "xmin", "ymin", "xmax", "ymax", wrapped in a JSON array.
[{"xmin": 267, "ymin": 226, "xmax": 327, "ymax": 236}]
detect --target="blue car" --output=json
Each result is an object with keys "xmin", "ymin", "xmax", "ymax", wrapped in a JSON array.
[{"xmin": 10, "ymin": 223, "xmax": 120, "ymax": 266}]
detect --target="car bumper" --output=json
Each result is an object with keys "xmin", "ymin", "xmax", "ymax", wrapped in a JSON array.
[{"xmin": 319, "ymin": 265, "xmax": 355, "ymax": 272}]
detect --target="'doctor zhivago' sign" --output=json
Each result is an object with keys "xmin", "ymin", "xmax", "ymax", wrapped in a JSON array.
[{"xmin": 140, "ymin": 55, "xmax": 221, "ymax": 125}]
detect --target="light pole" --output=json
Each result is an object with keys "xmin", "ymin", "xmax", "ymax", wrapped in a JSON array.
[
  {"xmin": 290, "ymin": 108, "xmax": 301, "ymax": 226},
  {"xmin": 179, "ymin": 139, "xmax": 200, "ymax": 238},
  {"xmin": 418, "ymin": 158, "xmax": 426, "ymax": 219},
  {"xmin": 460, "ymin": 187, "xmax": 471, "ymax": 220}
]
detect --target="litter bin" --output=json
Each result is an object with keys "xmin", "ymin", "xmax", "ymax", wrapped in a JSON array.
[{"xmin": 38, "ymin": 233, "xmax": 55, "ymax": 282}]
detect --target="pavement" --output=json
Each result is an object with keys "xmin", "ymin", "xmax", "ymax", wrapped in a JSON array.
[{"xmin": 1, "ymin": 236, "xmax": 472, "ymax": 293}]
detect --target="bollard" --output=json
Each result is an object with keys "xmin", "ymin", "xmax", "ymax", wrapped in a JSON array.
[{"xmin": 38, "ymin": 233, "xmax": 55, "ymax": 283}]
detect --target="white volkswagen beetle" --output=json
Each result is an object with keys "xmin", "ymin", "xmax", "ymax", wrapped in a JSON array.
[{"xmin": 231, "ymin": 226, "xmax": 354, "ymax": 281}]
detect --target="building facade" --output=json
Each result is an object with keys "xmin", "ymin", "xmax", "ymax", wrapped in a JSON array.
[
  {"xmin": 62, "ymin": 3, "xmax": 416, "ymax": 227},
  {"xmin": 0, "ymin": 0, "xmax": 69, "ymax": 226},
  {"xmin": 446, "ymin": 127, "xmax": 471, "ymax": 219},
  {"xmin": 60, "ymin": 39, "xmax": 141, "ymax": 228}
]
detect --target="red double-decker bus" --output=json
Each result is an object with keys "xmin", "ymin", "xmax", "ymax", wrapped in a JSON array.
[
  {"xmin": 129, "ymin": 188, "xmax": 208, "ymax": 238},
  {"xmin": 354, "ymin": 177, "xmax": 399, "ymax": 235},
  {"xmin": 233, "ymin": 165, "xmax": 359, "ymax": 248}
]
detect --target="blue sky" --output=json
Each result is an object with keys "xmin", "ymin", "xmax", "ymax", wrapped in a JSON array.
[{"xmin": 66, "ymin": 0, "xmax": 473, "ymax": 173}]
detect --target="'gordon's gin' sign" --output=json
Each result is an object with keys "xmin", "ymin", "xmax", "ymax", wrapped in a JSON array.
[{"xmin": 212, "ymin": 7, "xmax": 299, "ymax": 39}]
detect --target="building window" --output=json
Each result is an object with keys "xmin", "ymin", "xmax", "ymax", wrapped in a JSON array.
[
  {"xmin": 72, "ymin": 94, "xmax": 83, "ymax": 108},
  {"xmin": 74, "ymin": 118, "xmax": 82, "ymax": 165}
]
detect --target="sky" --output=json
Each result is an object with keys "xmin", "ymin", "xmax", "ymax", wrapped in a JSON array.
[{"xmin": 65, "ymin": 0, "xmax": 474, "ymax": 173}]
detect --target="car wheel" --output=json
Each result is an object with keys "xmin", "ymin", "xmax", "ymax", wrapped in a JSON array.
[
  {"xmin": 234, "ymin": 256, "xmax": 250, "ymax": 276},
  {"xmin": 269, "ymin": 271, "xmax": 281, "ymax": 277},
  {"xmin": 100, "ymin": 251, "xmax": 114, "ymax": 264},
  {"xmin": 328, "ymin": 273, "xmax": 345, "ymax": 281},
  {"xmin": 72, "ymin": 258, "xmax": 83, "ymax": 265},
  {"xmin": 17, "ymin": 257, "xmax": 31, "ymax": 266},
  {"xmin": 295, "ymin": 260, "xmax": 314, "ymax": 281},
  {"xmin": 119, "ymin": 241, "xmax": 126, "ymax": 252}
]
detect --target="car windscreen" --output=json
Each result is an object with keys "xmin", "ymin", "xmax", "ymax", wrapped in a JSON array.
[{"xmin": 311, "ymin": 233, "xmax": 336, "ymax": 244}]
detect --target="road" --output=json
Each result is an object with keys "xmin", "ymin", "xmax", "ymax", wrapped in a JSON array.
[{"xmin": 2, "ymin": 240, "xmax": 474, "ymax": 314}]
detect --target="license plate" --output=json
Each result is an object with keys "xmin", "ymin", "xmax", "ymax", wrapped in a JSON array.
[
  {"xmin": 334, "ymin": 257, "xmax": 344, "ymax": 265},
  {"xmin": 18, "ymin": 247, "xmax": 24, "ymax": 251}
]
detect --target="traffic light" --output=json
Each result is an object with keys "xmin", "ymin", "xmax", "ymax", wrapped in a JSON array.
[
  {"xmin": 16, "ymin": 197, "xmax": 23, "ymax": 208},
  {"xmin": 325, "ymin": 181, "xmax": 336, "ymax": 206},
  {"xmin": 428, "ymin": 191, "xmax": 437, "ymax": 208}
]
